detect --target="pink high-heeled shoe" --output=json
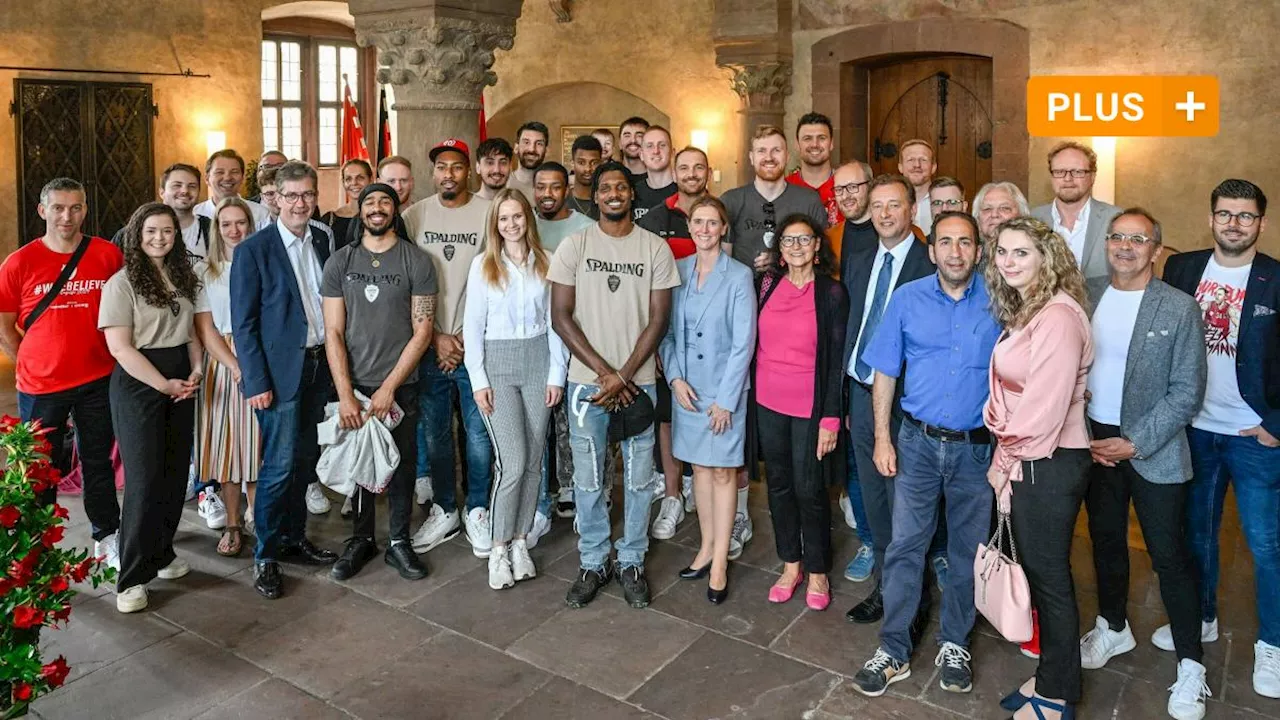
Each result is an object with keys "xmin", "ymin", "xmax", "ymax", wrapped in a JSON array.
[
  {"xmin": 805, "ymin": 587, "xmax": 831, "ymax": 611},
  {"xmin": 768, "ymin": 573, "xmax": 804, "ymax": 603}
]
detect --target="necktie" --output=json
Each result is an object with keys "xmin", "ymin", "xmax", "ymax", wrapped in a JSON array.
[{"xmin": 854, "ymin": 252, "xmax": 894, "ymax": 381}]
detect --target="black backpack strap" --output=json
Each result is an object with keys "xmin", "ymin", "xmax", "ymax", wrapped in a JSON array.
[{"xmin": 24, "ymin": 237, "xmax": 92, "ymax": 331}]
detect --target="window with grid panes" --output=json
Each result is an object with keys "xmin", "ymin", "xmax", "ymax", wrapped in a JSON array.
[{"xmin": 262, "ymin": 35, "xmax": 363, "ymax": 167}]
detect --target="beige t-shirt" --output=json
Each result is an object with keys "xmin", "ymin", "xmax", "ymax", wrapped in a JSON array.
[
  {"xmin": 548, "ymin": 223, "xmax": 680, "ymax": 386},
  {"xmin": 97, "ymin": 269, "xmax": 195, "ymax": 349},
  {"xmin": 403, "ymin": 194, "xmax": 489, "ymax": 335}
]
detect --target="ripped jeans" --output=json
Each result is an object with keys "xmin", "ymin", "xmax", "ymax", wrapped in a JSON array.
[{"xmin": 566, "ymin": 382, "xmax": 658, "ymax": 572}]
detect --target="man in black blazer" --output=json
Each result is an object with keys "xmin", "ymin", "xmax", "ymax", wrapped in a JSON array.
[
  {"xmin": 1162, "ymin": 178, "xmax": 1280, "ymax": 699},
  {"xmin": 840, "ymin": 174, "xmax": 935, "ymax": 629}
]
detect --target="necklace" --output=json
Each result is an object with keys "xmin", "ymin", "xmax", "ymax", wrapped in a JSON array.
[{"xmin": 367, "ymin": 246, "xmax": 385, "ymax": 268}]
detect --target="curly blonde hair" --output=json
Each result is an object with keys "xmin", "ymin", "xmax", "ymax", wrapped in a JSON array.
[{"xmin": 984, "ymin": 216, "xmax": 1089, "ymax": 328}]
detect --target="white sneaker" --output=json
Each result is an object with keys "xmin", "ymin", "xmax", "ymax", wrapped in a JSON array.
[
  {"xmin": 411, "ymin": 505, "xmax": 460, "ymax": 552},
  {"xmin": 650, "ymin": 496, "xmax": 685, "ymax": 540},
  {"xmin": 1153, "ymin": 619, "xmax": 1218, "ymax": 652},
  {"xmin": 728, "ymin": 511, "xmax": 753, "ymax": 560},
  {"xmin": 465, "ymin": 507, "xmax": 493, "ymax": 558},
  {"xmin": 554, "ymin": 486, "xmax": 576, "ymax": 518},
  {"xmin": 116, "ymin": 585, "xmax": 148, "ymax": 613},
  {"xmin": 185, "ymin": 464, "xmax": 199, "ymax": 501},
  {"xmin": 95, "ymin": 532, "xmax": 121, "ymax": 572},
  {"xmin": 1255, "ymin": 640, "xmax": 1280, "ymax": 698},
  {"xmin": 197, "ymin": 488, "xmax": 227, "ymax": 530},
  {"xmin": 340, "ymin": 496, "xmax": 353, "ymax": 518},
  {"xmin": 526, "ymin": 511, "xmax": 551, "ymax": 550},
  {"xmin": 414, "ymin": 475, "xmax": 433, "ymax": 505},
  {"xmin": 1167, "ymin": 658, "xmax": 1210, "ymax": 720},
  {"xmin": 511, "ymin": 538, "xmax": 536, "ymax": 581},
  {"xmin": 651, "ymin": 473, "xmax": 666, "ymax": 503},
  {"xmin": 244, "ymin": 511, "xmax": 255, "ymax": 537},
  {"xmin": 1080, "ymin": 615, "xmax": 1137, "ymax": 669},
  {"xmin": 488, "ymin": 545, "xmax": 514, "ymax": 590},
  {"xmin": 305, "ymin": 482, "xmax": 331, "ymax": 515},
  {"xmin": 839, "ymin": 492, "xmax": 857, "ymax": 530},
  {"xmin": 682, "ymin": 474, "xmax": 696, "ymax": 513},
  {"xmin": 156, "ymin": 557, "xmax": 190, "ymax": 580}
]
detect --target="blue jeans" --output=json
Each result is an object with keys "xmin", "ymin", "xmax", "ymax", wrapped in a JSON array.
[
  {"xmin": 880, "ymin": 421, "xmax": 993, "ymax": 661},
  {"xmin": 416, "ymin": 349, "xmax": 493, "ymax": 513},
  {"xmin": 1186, "ymin": 427, "xmax": 1280, "ymax": 646},
  {"xmin": 253, "ymin": 353, "xmax": 330, "ymax": 562},
  {"xmin": 844, "ymin": 429, "xmax": 874, "ymax": 546},
  {"xmin": 567, "ymin": 382, "xmax": 657, "ymax": 571}
]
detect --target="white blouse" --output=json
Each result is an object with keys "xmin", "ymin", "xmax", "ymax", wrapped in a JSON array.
[
  {"xmin": 194, "ymin": 258, "xmax": 234, "ymax": 335},
  {"xmin": 462, "ymin": 252, "xmax": 568, "ymax": 391}
]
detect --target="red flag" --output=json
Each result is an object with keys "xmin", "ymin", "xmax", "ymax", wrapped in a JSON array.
[
  {"xmin": 378, "ymin": 86, "xmax": 392, "ymax": 162},
  {"xmin": 479, "ymin": 93, "xmax": 488, "ymax": 142},
  {"xmin": 341, "ymin": 76, "xmax": 370, "ymax": 164}
]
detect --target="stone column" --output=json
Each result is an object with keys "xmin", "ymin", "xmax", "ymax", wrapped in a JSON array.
[
  {"xmin": 350, "ymin": 1, "xmax": 522, "ymax": 190},
  {"xmin": 718, "ymin": 60, "xmax": 793, "ymax": 185}
]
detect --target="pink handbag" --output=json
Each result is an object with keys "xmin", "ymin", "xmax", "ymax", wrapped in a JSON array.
[{"xmin": 974, "ymin": 494, "xmax": 1033, "ymax": 643}]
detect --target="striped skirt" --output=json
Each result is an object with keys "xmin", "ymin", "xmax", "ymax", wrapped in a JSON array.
[{"xmin": 193, "ymin": 339, "xmax": 261, "ymax": 484}]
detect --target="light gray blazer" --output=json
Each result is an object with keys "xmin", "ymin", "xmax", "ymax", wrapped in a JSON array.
[
  {"xmin": 1032, "ymin": 198, "xmax": 1122, "ymax": 280},
  {"xmin": 1085, "ymin": 276, "xmax": 1207, "ymax": 483}
]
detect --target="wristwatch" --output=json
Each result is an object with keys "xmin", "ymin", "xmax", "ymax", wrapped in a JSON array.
[{"xmin": 1124, "ymin": 436, "xmax": 1143, "ymax": 460}]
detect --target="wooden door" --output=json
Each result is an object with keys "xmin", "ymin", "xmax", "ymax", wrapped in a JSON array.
[{"xmin": 868, "ymin": 55, "xmax": 993, "ymax": 200}]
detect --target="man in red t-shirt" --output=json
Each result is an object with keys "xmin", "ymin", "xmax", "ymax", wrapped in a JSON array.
[
  {"xmin": 0, "ymin": 177, "xmax": 125, "ymax": 569},
  {"xmin": 786, "ymin": 112, "xmax": 840, "ymax": 228}
]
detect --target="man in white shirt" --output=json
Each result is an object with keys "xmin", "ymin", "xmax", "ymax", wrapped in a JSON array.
[
  {"xmin": 194, "ymin": 149, "xmax": 272, "ymax": 231},
  {"xmin": 898, "ymin": 139, "xmax": 937, "ymax": 232},
  {"xmin": 507, "ymin": 121, "xmax": 549, "ymax": 199},
  {"xmin": 1031, "ymin": 141, "xmax": 1121, "ymax": 280}
]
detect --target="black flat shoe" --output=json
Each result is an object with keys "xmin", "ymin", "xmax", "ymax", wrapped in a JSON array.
[
  {"xmin": 846, "ymin": 583, "xmax": 884, "ymax": 624},
  {"xmin": 280, "ymin": 538, "xmax": 338, "ymax": 565},
  {"xmin": 679, "ymin": 563, "xmax": 711, "ymax": 580},
  {"xmin": 707, "ymin": 581, "xmax": 729, "ymax": 605},
  {"xmin": 331, "ymin": 537, "xmax": 378, "ymax": 581},
  {"xmin": 253, "ymin": 561, "xmax": 283, "ymax": 599}
]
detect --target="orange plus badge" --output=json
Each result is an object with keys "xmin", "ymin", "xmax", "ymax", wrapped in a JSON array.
[{"xmin": 1027, "ymin": 76, "xmax": 1219, "ymax": 137}]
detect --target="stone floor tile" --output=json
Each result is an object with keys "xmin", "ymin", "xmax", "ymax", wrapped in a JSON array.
[
  {"xmin": 499, "ymin": 676, "xmax": 661, "ymax": 719},
  {"xmin": 408, "ymin": 569, "xmax": 572, "ymax": 649},
  {"xmin": 334, "ymin": 534, "xmax": 490, "ymax": 606},
  {"xmin": 1077, "ymin": 602, "xmax": 1230, "ymax": 689},
  {"xmin": 628, "ymin": 632, "xmax": 841, "ymax": 720},
  {"xmin": 545, "ymin": 535, "xmax": 688, "ymax": 602},
  {"xmin": 39, "ymin": 592, "xmax": 181, "ymax": 684},
  {"xmin": 1109, "ymin": 673, "xmax": 1262, "ymax": 720},
  {"xmin": 813, "ymin": 681, "xmax": 971, "ymax": 719},
  {"xmin": 192, "ymin": 679, "xmax": 351, "ymax": 720},
  {"xmin": 507, "ymin": 593, "xmax": 704, "ymax": 698},
  {"xmin": 674, "ymin": 506, "xmax": 783, "ymax": 574},
  {"xmin": 648, "ymin": 562, "xmax": 807, "ymax": 647}
]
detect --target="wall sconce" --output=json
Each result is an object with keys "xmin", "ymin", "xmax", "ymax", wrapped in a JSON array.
[
  {"xmin": 205, "ymin": 131, "xmax": 227, "ymax": 159},
  {"xmin": 690, "ymin": 129, "xmax": 710, "ymax": 152},
  {"xmin": 1092, "ymin": 137, "xmax": 1116, "ymax": 205}
]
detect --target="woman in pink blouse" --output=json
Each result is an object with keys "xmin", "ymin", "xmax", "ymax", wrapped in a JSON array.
[
  {"xmin": 754, "ymin": 214, "xmax": 849, "ymax": 610},
  {"xmin": 984, "ymin": 217, "xmax": 1093, "ymax": 720}
]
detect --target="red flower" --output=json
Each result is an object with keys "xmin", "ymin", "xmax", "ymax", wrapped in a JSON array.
[
  {"xmin": 40, "ymin": 657, "xmax": 70, "ymax": 688},
  {"xmin": 0, "ymin": 414, "xmax": 20, "ymax": 434},
  {"xmin": 11, "ymin": 682, "xmax": 32, "ymax": 702},
  {"xmin": 8, "ymin": 560, "xmax": 32, "ymax": 586},
  {"xmin": 48, "ymin": 575, "xmax": 69, "ymax": 593},
  {"xmin": 0, "ymin": 505, "xmax": 18, "ymax": 528},
  {"xmin": 13, "ymin": 604, "xmax": 44, "ymax": 629},
  {"xmin": 41, "ymin": 525, "xmax": 65, "ymax": 548},
  {"xmin": 69, "ymin": 558, "xmax": 92, "ymax": 583},
  {"xmin": 27, "ymin": 461, "xmax": 60, "ymax": 493},
  {"xmin": 32, "ymin": 435, "xmax": 53, "ymax": 456},
  {"xmin": 51, "ymin": 604, "xmax": 71, "ymax": 622},
  {"xmin": 52, "ymin": 503, "xmax": 69, "ymax": 520},
  {"xmin": 0, "ymin": 578, "xmax": 12, "ymax": 596}
]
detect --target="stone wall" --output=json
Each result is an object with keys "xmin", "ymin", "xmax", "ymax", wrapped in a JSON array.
[{"xmin": 790, "ymin": 0, "xmax": 1280, "ymax": 255}]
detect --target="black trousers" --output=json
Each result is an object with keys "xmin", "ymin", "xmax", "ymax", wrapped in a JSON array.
[
  {"xmin": 353, "ymin": 383, "xmax": 420, "ymax": 543},
  {"xmin": 849, "ymin": 382, "xmax": 894, "ymax": 581},
  {"xmin": 758, "ymin": 405, "xmax": 832, "ymax": 574},
  {"xmin": 17, "ymin": 375, "xmax": 119, "ymax": 541},
  {"xmin": 1009, "ymin": 448, "xmax": 1092, "ymax": 703},
  {"xmin": 111, "ymin": 347, "xmax": 195, "ymax": 591},
  {"xmin": 1087, "ymin": 421, "xmax": 1203, "ymax": 662}
]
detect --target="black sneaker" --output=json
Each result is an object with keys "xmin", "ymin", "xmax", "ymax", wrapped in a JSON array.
[
  {"xmin": 566, "ymin": 563, "xmax": 613, "ymax": 608},
  {"xmin": 935, "ymin": 642, "xmax": 973, "ymax": 693},
  {"xmin": 385, "ymin": 541, "xmax": 429, "ymax": 581},
  {"xmin": 847, "ymin": 583, "xmax": 884, "ymax": 624},
  {"xmin": 618, "ymin": 565, "xmax": 651, "ymax": 608},
  {"xmin": 853, "ymin": 648, "xmax": 911, "ymax": 697},
  {"xmin": 331, "ymin": 537, "xmax": 378, "ymax": 581}
]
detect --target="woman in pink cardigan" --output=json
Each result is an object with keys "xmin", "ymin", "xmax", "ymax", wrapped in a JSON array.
[{"xmin": 984, "ymin": 217, "xmax": 1093, "ymax": 720}]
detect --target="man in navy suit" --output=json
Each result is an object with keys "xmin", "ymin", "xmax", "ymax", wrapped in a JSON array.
[
  {"xmin": 1163, "ymin": 178, "xmax": 1280, "ymax": 698},
  {"xmin": 232, "ymin": 160, "xmax": 339, "ymax": 599}
]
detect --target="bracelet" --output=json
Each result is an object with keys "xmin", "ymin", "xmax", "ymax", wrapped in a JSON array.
[{"xmin": 615, "ymin": 372, "xmax": 627, "ymax": 386}]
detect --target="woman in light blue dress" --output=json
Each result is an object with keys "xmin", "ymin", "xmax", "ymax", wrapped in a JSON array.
[{"xmin": 659, "ymin": 196, "xmax": 756, "ymax": 603}]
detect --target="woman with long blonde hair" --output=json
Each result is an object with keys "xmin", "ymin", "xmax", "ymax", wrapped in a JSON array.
[
  {"xmin": 984, "ymin": 217, "xmax": 1093, "ymax": 720},
  {"xmin": 463, "ymin": 188, "xmax": 567, "ymax": 590}
]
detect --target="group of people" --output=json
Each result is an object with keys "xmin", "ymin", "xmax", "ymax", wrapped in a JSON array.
[{"xmin": 0, "ymin": 110, "xmax": 1276, "ymax": 720}]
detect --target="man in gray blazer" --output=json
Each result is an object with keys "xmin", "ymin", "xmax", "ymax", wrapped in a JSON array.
[
  {"xmin": 1031, "ymin": 141, "xmax": 1122, "ymax": 280},
  {"xmin": 1078, "ymin": 208, "xmax": 1210, "ymax": 720}
]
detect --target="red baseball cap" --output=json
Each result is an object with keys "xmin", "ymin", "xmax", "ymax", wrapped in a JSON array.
[{"xmin": 429, "ymin": 138, "xmax": 470, "ymax": 163}]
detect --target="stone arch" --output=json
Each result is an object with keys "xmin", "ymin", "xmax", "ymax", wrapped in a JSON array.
[
  {"xmin": 261, "ymin": 1, "xmax": 353, "ymax": 27},
  {"xmin": 810, "ymin": 17, "xmax": 1030, "ymax": 192}
]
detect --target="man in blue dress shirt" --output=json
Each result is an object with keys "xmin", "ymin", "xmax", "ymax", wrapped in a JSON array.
[{"xmin": 851, "ymin": 211, "xmax": 1003, "ymax": 697}]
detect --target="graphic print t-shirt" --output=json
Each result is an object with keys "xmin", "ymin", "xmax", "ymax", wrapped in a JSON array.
[
  {"xmin": 321, "ymin": 240, "xmax": 438, "ymax": 387},
  {"xmin": 1191, "ymin": 257, "xmax": 1262, "ymax": 433},
  {"xmin": 402, "ymin": 194, "xmax": 489, "ymax": 336},
  {"xmin": 547, "ymin": 224, "xmax": 680, "ymax": 386},
  {"xmin": 0, "ymin": 237, "xmax": 123, "ymax": 394}
]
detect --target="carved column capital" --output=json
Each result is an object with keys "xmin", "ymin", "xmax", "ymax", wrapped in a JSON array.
[
  {"xmin": 356, "ymin": 17, "xmax": 516, "ymax": 111},
  {"xmin": 718, "ymin": 61, "xmax": 793, "ymax": 110}
]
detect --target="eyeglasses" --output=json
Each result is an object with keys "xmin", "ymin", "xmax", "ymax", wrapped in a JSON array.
[
  {"xmin": 280, "ymin": 191, "xmax": 318, "ymax": 204},
  {"xmin": 1105, "ymin": 232, "xmax": 1157, "ymax": 246},
  {"xmin": 260, "ymin": 190, "xmax": 278, "ymax": 200},
  {"xmin": 762, "ymin": 202, "xmax": 776, "ymax": 247},
  {"xmin": 1050, "ymin": 169, "xmax": 1092, "ymax": 179},
  {"xmin": 1213, "ymin": 210, "xmax": 1263, "ymax": 227},
  {"xmin": 779, "ymin": 234, "xmax": 816, "ymax": 248},
  {"xmin": 930, "ymin": 198, "xmax": 964, "ymax": 209},
  {"xmin": 833, "ymin": 180, "xmax": 870, "ymax": 198}
]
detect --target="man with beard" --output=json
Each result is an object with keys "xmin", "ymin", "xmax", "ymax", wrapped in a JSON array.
[
  {"xmin": 619, "ymin": 116, "xmax": 650, "ymax": 179},
  {"xmin": 567, "ymin": 135, "xmax": 603, "ymax": 219},
  {"xmin": 971, "ymin": 181, "xmax": 1029, "ymax": 246},
  {"xmin": 321, "ymin": 183, "xmax": 438, "ymax": 582},
  {"xmin": 378, "ymin": 156, "xmax": 416, "ymax": 209},
  {"xmin": 402, "ymin": 139, "xmax": 495, "ymax": 560},
  {"xmin": 474, "ymin": 138, "xmax": 514, "ymax": 201},
  {"xmin": 194, "ymin": 149, "xmax": 272, "ymax": 231},
  {"xmin": 826, "ymin": 161, "xmax": 876, "ymax": 275},
  {"xmin": 851, "ymin": 211, "xmax": 1000, "ymax": 697},
  {"xmin": 534, "ymin": 161, "xmax": 594, "ymax": 252},
  {"xmin": 1164, "ymin": 179, "xmax": 1280, "ymax": 700},
  {"xmin": 897, "ymin": 140, "xmax": 938, "ymax": 233},
  {"xmin": 787, "ymin": 112, "xmax": 840, "ymax": 227},
  {"xmin": 1032, "ymin": 141, "xmax": 1121, "ymax": 280},
  {"xmin": 633, "ymin": 126, "xmax": 677, "ymax": 222},
  {"xmin": 592, "ymin": 128, "xmax": 616, "ymax": 161},
  {"xmin": 639, "ymin": 146, "xmax": 711, "ymax": 259},
  {"xmin": 507, "ymin": 121, "xmax": 549, "ymax": 199},
  {"xmin": 549, "ymin": 160, "xmax": 680, "ymax": 609}
]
